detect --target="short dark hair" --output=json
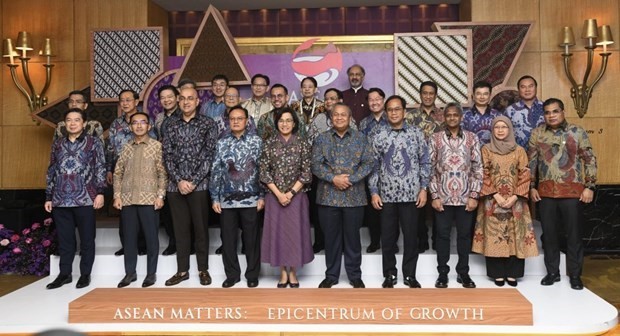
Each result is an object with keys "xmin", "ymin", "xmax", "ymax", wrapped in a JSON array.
[
  {"xmin": 324, "ymin": 88, "xmax": 343, "ymax": 100},
  {"xmin": 271, "ymin": 83, "xmax": 288, "ymax": 95},
  {"xmin": 347, "ymin": 64, "xmax": 366, "ymax": 75},
  {"xmin": 177, "ymin": 78, "xmax": 196, "ymax": 89},
  {"xmin": 517, "ymin": 75, "xmax": 538, "ymax": 88},
  {"xmin": 228, "ymin": 105, "xmax": 249, "ymax": 118},
  {"xmin": 251, "ymin": 73, "xmax": 270, "ymax": 86},
  {"xmin": 444, "ymin": 102, "xmax": 463, "ymax": 115},
  {"xmin": 368, "ymin": 87, "xmax": 385, "ymax": 99},
  {"xmin": 274, "ymin": 107, "xmax": 300, "ymax": 135},
  {"xmin": 64, "ymin": 107, "xmax": 87, "ymax": 121},
  {"xmin": 119, "ymin": 89, "xmax": 139, "ymax": 100},
  {"xmin": 543, "ymin": 98, "xmax": 564, "ymax": 111},
  {"xmin": 158, "ymin": 85, "xmax": 179, "ymax": 98},
  {"xmin": 67, "ymin": 90, "xmax": 89, "ymax": 104},
  {"xmin": 212, "ymin": 74, "xmax": 229, "ymax": 85},
  {"xmin": 385, "ymin": 95, "xmax": 406, "ymax": 109},
  {"xmin": 129, "ymin": 112, "xmax": 150, "ymax": 123},
  {"xmin": 419, "ymin": 81, "xmax": 438, "ymax": 94},
  {"xmin": 473, "ymin": 81, "xmax": 492, "ymax": 94},
  {"xmin": 301, "ymin": 77, "xmax": 318, "ymax": 88}
]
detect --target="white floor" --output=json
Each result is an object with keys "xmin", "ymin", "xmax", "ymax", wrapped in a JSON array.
[{"xmin": 1, "ymin": 225, "xmax": 618, "ymax": 335}]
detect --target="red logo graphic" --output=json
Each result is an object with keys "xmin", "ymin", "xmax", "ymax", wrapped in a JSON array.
[{"xmin": 291, "ymin": 38, "xmax": 342, "ymax": 87}]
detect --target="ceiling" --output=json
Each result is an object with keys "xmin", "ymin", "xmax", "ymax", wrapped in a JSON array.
[{"xmin": 151, "ymin": 0, "xmax": 460, "ymax": 11}]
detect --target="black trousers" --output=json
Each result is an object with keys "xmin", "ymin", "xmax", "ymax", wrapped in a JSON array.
[
  {"xmin": 52, "ymin": 206, "xmax": 96, "ymax": 276},
  {"xmin": 435, "ymin": 205, "xmax": 473, "ymax": 275},
  {"xmin": 539, "ymin": 198, "xmax": 584, "ymax": 276},
  {"xmin": 121, "ymin": 205, "xmax": 159, "ymax": 275},
  {"xmin": 381, "ymin": 202, "xmax": 419, "ymax": 278},
  {"xmin": 168, "ymin": 190, "xmax": 209, "ymax": 273},
  {"xmin": 364, "ymin": 185, "xmax": 381, "ymax": 246},
  {"xmin": 159, "ymin": 201, "xmax": 175, "ymax": 247},
  {"xmin": 309, "ymin": 176, "xmax": 323, "ymax": 247},
  {"xmin": 220, "ymin": 207, "xmax": 261, "ymax": 281},
  {"xmin": 318, "ymin": 205, "xmax": 364, "ymax": 281},
  {"xmin": 118, "ymin": 206, "xmax": 146, "ymax": 251},
  {"xmin": 417, "ymin": 202, "xmax": 435, "ymax": 248},
  {"xmin": 485, "ymin": 256, "xmax": 525, "ymax": 279}
]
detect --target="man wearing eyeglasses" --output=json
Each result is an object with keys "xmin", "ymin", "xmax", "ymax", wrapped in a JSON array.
[
  {"xmin": 163, "ymin": 87, "xmax": 218, "ymax": 287},
  {"xmin": 113, "ymin": 112, "xmax": 167, "ymax": 288},
  {"xmin": 242, "ymin": 74, "xmax": 273, "ymax": 120},
  {"xmin": 213, "ymin": 87, "xmax": 258, "ymax": 139},
  {"xmin": 53, "ymin": 90, "xmax": 104, "ymax": 143},
  {"xmin": 257, "ymin": 84, "xmax": 307, "ymax": 141},
  {"xmin": 200, "ymin": 74, "xmax": 229, "ymax": 119},
  {"xmin": 107, "ymin": 89, "xmax": 156, "ymax": 256}
]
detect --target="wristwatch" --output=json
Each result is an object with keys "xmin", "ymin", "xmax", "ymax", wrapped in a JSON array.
[{"xmin": 290, "ymin": 189, "xmax": 298, "ymax": 196}]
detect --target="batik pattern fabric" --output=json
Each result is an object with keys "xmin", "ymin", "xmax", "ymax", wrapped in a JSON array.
[
  {"xmin": 428, "ymin": 129, "xmax": 483, "ymax": 206},
  {"xmin": 505, "ymin": 99, "xmax": 544, "ymax": 149},
  {"xmin": 46, "ymin": 133, "xmax": 106, "ymax": 207},
  {"xmin": 462, "ymin": 106, "xmax": 504, "ymax": 146},
  {"xmin": 291, "ymin": 98, "xmax": 325, "ymax": 124},
  {"xmin": 257, "ymin": 108, "xmax": 308, "ymax": 141},
  {"xmin": 199, "ymin": 99, "xmax": 226, "ymax": 119},
  {"xmin": 163, "ymin": 113, "xmax": 218, "ymax": 193},
  {"xmin": 259, "ymin": 134, "xmax": 312, "ymax": 193},
  {"xmin": 212, "ymin": 114, "xmax": 257, "ymax": 139},
  {"xmin": 359, "ymin": 113, "xmax": 388, "ymax": 138},
  {"xmin": 210, "ymin": 132, "xmax": 264, "ymax": 208},
  {"xmin": 472, "ymin": 145, "xmax": 538, "ymax": 259},
  {"xmin": 368, "ymin": 124, "xmax": 430, "ymax": 203},
  {"xmin": 311, "ymin": 128, "xmax": 375, "ymax": 207},
  {"xmin": 527, "ymin": 121, "xmax": 597, "ymax": 198},
  {"xmin": 106, "ymin": 113, "xmax": 156, "ymax": 172},
  {"xmin": 54, "ymin": 120, "xmax": 104, "ymax": 143},
  {"xmin": 241, "ymin": 97, "xmax": 273, "ymax": 121},
  {"xmin": 404, "ymin": 106, "xmax": 445, "ymax": 139}
]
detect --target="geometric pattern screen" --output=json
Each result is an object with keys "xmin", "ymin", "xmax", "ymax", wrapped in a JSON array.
[
  {"xmin": 91, "ymin": 28, "xmax": 163, "ymax": 102},
  {"xmin": 395, "ymin": 33, "xmax": 470, "ymax": 107}
]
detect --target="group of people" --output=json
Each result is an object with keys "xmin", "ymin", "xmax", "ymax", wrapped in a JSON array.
[{"xmin": 44, "ymin": 64, "xmax": 597, "ymax": 292}]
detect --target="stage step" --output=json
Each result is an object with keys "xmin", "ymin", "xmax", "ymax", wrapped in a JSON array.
[{"xmin": 50, "ymin": 222, "xmax": 565, "ymax": 278}]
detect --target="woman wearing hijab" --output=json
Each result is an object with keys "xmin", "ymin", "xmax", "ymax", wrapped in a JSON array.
[{"xmin": 472, "ymin": 116, "xmax": 538, "ymax": 287}]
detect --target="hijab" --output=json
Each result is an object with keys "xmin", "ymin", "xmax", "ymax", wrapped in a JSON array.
[{"xmin": 487, "ymin": 115, "xmax": 517, "ymax": 155}]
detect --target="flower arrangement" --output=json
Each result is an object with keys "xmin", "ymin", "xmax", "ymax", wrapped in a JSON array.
[{"xmin": 0, "ymin": 218, "xmax": 57, "ymax": 276}]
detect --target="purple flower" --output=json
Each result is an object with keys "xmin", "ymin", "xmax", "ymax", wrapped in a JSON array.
[
  {"xmin": 31, "ymin": 223, "xmax": 41, "ymax": 230},
  {"xmin": 42, "ymin": 240, "xmax": 51, "ymax": 247},
  {"xmin": 44, "ymin": 218, "xmax": 53, "ymax": 226},
  {"xmin": 25, "ymin": 238, "xmax": 33, "ymax": 244},
  {"xmin": 22, "ymin": 228, "xmax": 31, "ymax": 235},
  {"xmin": 12, "ymin": 247, "xmax": 21, "ymax": 254},
  {"xmin": 0, "ymin": 239, "xmax": 8, "ymax": 246},
  {"xmin": 0, "ymin": 224, "xmax": 4, "ymax": 229},
  {"xmin": 10, "ymin": 234, "xmax": 20, "ymax": 243}
]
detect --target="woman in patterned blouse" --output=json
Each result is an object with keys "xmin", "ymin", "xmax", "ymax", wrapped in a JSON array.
[
  {"xmin": 472, "ymin": 116, "xmax": 538, "ymax": 287},
  {"xmin": 259, "ymin": 107, "xmax": 314, "ymax": 288}
]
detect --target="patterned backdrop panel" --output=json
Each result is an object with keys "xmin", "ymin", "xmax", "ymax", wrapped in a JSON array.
[
  {"xmin": 395, "ymin": 32, "xmax": 471, "ymax": 107},
  {"xmin": 91, "ymin": 28, "xmax": 164, "ymax": 102}
]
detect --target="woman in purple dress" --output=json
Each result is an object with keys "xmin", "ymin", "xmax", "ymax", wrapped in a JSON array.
[{"xmin": 259, "ymin": 107, "xmax": 314, "ymax": 288}]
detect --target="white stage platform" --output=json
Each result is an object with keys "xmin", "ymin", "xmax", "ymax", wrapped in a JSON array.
[{"xmin": 1, "ymin": 224, "xmax": 617, "ymax": 335}]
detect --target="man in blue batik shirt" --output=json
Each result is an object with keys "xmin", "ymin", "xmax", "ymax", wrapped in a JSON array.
[
  {"xmin": 210, "ymin": 105, "xmax": 264, "ymax": 289},
  {"xmin": 368, "ymin": 95, "xmax": 431, "ymax": 289},
  {"xmin": 199, "ymin": 74, "xmax": 228, "ymax": 119},
  {"xmin": 505, "ymin": 75, "xmax": 544, "ymax": 149},
  {"xmin": 462, "ymin": 81, "xmax": 504, "ymax": 146}
]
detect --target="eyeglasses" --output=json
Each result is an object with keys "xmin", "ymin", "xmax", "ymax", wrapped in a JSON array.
[
  {"xmin": 252, "ymin": 83, "xmax": 267, "ymax": 87},
  {"xmin": 179, "ymin": 96, "xmax": 197, "ymax": 102},
  {"xmin": 278, "ymin": 119, "xmax": 294, "ymax": 124},
  {"xmin": 120, "ymin": 99, "xmax": 135, "ymax": 103},
  {"xmin": 229, "ymin": 117, "xmax": 247, "ymax": 122},
  {"xmin": 493, "ymin": 125, "xmax": 509, "ymax": 130},
  {"xmin": 131, "ymin": 120, "xmax": 148, "ymax": 125},
  {"xmin": 386, "ymin": 107, "xmax": 404, "ymax": 113},
  {"xmin": 225, "ymin": 94, "xmax": 239, "ymax": 99}
]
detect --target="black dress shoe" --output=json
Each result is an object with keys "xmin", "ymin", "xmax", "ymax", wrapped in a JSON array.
[
  {"xmin": 494, "ymin": 279, "xmax": 505, "ymax": 287},
  {"xmin": 312, "ymin": 244, "xmax": 324, "ymax": 253},
  {"xmin": 215, "ymin": 246, "xmax": 223, "ymax": 255},
  {"xmin": 46, "ymin": 274, "xmax": 72, "ymax": 289},
  {"xmin": 506, "ymin": 279, "xmax": 518, "ymax": 287},
  {"xmin": 382, "ymin": 275, "xmax": 397, "ymax": 288},
  {"xmin": 418, "ymin": 241, "xmax": 429, "ymax": 253},
  {"xmin": 366, "ymin": 244, "xmax": 380, "ymax": 253},
  {"xmin": 540, "ymin": 273, "xmax": 561, "ymax": 286},
  {"xmin": 457, "ymin": 274, "xmax": 476, "ymax": 288},
  {"xmin": 76, "ymin": 275, "xmax": 91, "ymax": 289},
  {"xmin": 349, "ymin": 279, "xmax": 365, "ymax": 288},
  {"xmin": 222, "ymin": 278, "xmax": 240, "ymax": 288},
  {"xmin": 277, "ymin": 281, "xmax": 289, "ymax": 288},
  {"xmin": 165, "ymin": 272, "xmax": 189, "ymax": 286},
  {"xmin": 570, "ymin": 276, "xmax": 584, "ymax": 290},
  {"xmin": 114, "ymin": 248, "xmax": 124, "ymax": 256},
  {"xmin": 404, "ymin": 276, "xmax": 421, "ymax": 288},
  {"xmin": 318, "ymin": 278, "xmax": 338, "ymax": 288},
  {"xmin": 247, "ymin": 279, "xmax": 259, "ymax": 288},
  {"xmin": 142, "ymin": 274, "xmax": 156, "ymax": 287},
  {"xmin": 118, "ymin": 273, "xmax": 137, "ymax": 288},
  {"xmin": 162, "ymin": 245, "xmax": 176, "ymax": 256},
  {"xmin": 435, "ymin": 273, "xmax": 448, "ymax": 288},
  {"xmin": 289, "ymin": 282, "xmax": 300, "ymax": 288},
  {"xmin": 199, "ymin": 271, "xmax": 212, "ymax": 286}
]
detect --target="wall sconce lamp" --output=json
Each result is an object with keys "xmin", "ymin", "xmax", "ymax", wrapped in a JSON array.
[
  {"xmin": 560, "ymin": 19, "xmax": 613, "ymax": 118},
  {"xmin": 2, "ymin": 31, "xmax": 55, "ymax": 113}
]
